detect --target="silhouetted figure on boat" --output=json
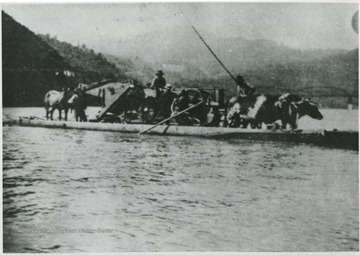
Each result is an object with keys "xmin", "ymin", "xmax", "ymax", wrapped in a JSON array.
[
  {"xmin": 158, "ymin": 84, "xmax": 177, "ymax": 124},
  {"xmin": 236, "ymin": 75, "xmax": 256, "ymax": 96},
  {"xmin": 150, "ymin": 70, "xmax": 166, "ymax": 99},
  {"xmin": 68, "ymin": 87, "xmax": 88, "ymax": 122}
]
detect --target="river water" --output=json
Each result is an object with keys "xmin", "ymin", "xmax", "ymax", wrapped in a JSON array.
[{"xmin": 2, "ymin": 108, "xmax": 359, "ymax": 252}]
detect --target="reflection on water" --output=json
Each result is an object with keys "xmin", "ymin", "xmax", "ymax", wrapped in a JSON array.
[{"xmin": 3, "ymin": 126, "xmax": 359, "ymax": 252}]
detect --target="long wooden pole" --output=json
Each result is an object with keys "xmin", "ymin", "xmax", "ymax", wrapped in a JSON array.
[
  {"xmin": 178, "ymin": 9, "xmax": 238, "ymax": 85},
  {"xmin": 139, "ymin": 101, "xmax": 203, "ymax": 135},
  {"xmin": 189, "ymin": 25, "xmax": 237, "ymax": 84}
]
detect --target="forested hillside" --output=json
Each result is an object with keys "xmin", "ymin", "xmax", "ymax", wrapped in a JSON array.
[
  {"xmin": 2, "ymin": 11, "xmax": 129, "ymax": 106},
  {"xmin": 247, "ymin": 49, "xmax": 358, "ymax": 92},
  {"xmin": 39, "ymin": 34, "xmax": 128, "ymax": 84},
  {"xmin": 198, "ymin": 49, "xmax": 358, "ymax": 107},
  {"xmin": 106, "ymin": 26, "xmax": 357, "ymax": 107},
  {"xmin": 106, "ymin": 46, "xmax": 358, "ymax": 107},
  {"xmin": 2, "ymin": 11, "xmax": 358, "ymax": 108},
  {"xmin": 111, "ymin": 26, "xmax": 348, "ymax": 79},
  {"xmin": 2, "ymin": 11, "xmax": 71, "ymax": 106}
]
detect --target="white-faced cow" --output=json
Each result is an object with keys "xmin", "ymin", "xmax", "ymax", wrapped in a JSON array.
[
  {"xmin": 224, "ymin": 93, "xmax": 323, "ymax": 129},
  {"xmin": 279, "ymin": 94, "xmax": 323, "ymax": 129}
]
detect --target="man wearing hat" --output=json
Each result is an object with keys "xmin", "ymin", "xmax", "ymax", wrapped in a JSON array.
[{"xmin": 150, "ymin": 70, "xmax": 167, "ymax": 99}]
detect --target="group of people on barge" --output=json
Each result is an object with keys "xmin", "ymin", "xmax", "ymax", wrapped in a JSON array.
[
  {"xmin": 46, "ymin": 68, "xmax": 323, "ymax": 130},
  {"xmin": 150, "ymin": 70, "xmax": 177, "ymax": 121},
  {"xmin": 146, "ymin": 69, "xmax": 322, "ymax": 130}
]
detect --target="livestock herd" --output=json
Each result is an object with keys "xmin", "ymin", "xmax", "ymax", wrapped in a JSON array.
[
  {"xmin": 224, "ymin": 93, "xmax": 323, "ymax": 130},
  {"xmin": 44, "ymin": 84, "xmax": 323, "ymax": 130}
]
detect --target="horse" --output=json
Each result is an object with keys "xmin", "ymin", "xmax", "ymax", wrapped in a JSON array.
[{"xmin": 44, "ymin": 88, "xmax": 74, "ymax": 121}]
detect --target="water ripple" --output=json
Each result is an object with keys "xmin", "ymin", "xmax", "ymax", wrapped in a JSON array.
[{"xmin": 2, "ymin": 122, "xmax": 359, "ymax": 252}]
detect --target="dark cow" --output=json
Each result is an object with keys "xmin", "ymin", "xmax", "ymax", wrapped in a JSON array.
[
  {"xmin": 225, "ymin": 94, "xmax": 278, "ymax": 128},
  {"xmin": 225, "ymin": 93, "xmax": 323, "ymax": 129}
]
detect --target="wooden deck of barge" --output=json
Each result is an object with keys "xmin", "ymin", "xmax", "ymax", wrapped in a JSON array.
[{"xmin": 3, "ymin": 117, "xmax": 358, "ymax": 151}]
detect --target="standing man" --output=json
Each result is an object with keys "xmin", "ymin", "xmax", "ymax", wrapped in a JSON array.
[
  {"xmin": 150, "ymin": 70, "xmax": 166, "ymax": 99},
  {"xmin": 236, "ymin": 75, "xmax": 256, "ymax": 96},
  {"xmin": 159, "ymin": 84, "xmax": 177, "ymax": 123}
]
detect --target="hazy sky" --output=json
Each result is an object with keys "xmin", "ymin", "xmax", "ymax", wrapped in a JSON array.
[{"xmin": 2, "ymin": 3, "xmax": 358, "ymax": 54}]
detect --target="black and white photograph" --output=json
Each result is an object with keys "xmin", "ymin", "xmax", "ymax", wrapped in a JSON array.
[{"xmin": 2, "ymin": 2, "xmax": 359, "ymax": 252}]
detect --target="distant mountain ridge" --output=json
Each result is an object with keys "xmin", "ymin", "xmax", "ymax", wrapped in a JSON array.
[
  {"xmin": 2, "ymin": 11, "xmax": 358, "ymax": 108},
  {"xmin": 109, "ymin": 26, "xmax": 348, "ymax": 77}
]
